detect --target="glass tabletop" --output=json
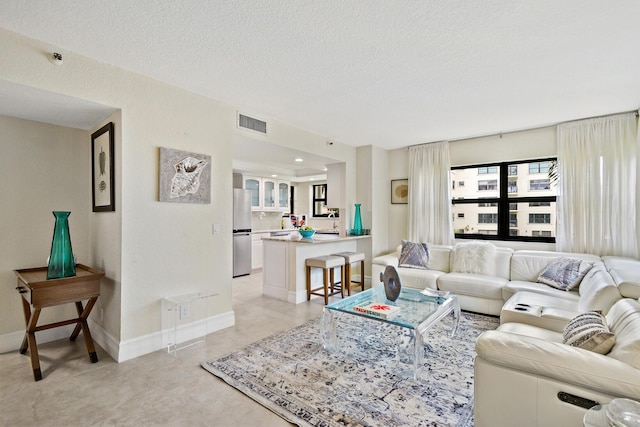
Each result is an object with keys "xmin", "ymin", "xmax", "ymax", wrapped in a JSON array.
[{"xmin": 325, "ymin": 285, "xmax": 456, "ymax": 331}]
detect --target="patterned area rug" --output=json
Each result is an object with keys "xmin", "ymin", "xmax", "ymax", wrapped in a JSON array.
[{"xmin": 202, "ymin": 311, "xmax": 498, "ymax": 427}]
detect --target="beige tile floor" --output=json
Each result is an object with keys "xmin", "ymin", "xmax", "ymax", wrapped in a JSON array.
[{"xmin": 0, "ymin": 272, "xmax": 339, "ymax": 426}]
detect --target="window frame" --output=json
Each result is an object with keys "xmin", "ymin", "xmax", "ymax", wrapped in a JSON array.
[{"xmin": 451, "ymin": 157, "xmax": 556, "ymax": 243}]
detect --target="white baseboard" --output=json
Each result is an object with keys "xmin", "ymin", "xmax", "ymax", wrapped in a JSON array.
[
  {"xmin": 117, "ymin": 310, "xmax": 235, "ymax": 362},
  {"xmin": 0, "ymin": 311, "xmax": 236, "ymax": 364},
  {"xmin": 0, "ymin": 324, "xmax": 75, "ymax": 354}
]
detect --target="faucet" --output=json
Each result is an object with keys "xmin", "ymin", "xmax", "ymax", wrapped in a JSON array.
[{"xmin": 328, "ymin": 212, "xmax": 337, "ymax": 230}]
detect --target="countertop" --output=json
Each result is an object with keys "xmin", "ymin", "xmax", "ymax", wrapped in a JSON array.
[{"xmin": 262, "ymin": 234, "xmax": 370, "ymax": 244}]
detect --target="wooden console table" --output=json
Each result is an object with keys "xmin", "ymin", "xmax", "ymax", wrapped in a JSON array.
[{"xmin": 14, "ymin": 264, "xmax": 105, "ymax": 381}]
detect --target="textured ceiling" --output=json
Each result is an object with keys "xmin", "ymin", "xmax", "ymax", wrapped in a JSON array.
[{"xmin": 1, "ymin": 0, "xmax": 639, "ymax": 150}]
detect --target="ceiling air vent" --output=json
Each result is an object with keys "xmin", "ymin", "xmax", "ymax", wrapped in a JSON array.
[{"xmin": 238, "ymin": 113, "xmax": 267, "ymax": 134}]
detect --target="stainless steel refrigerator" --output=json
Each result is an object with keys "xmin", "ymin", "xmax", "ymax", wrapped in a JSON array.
[{"xmin": 233, "ymin": 188, "xmax": 252, "ymax": 277}]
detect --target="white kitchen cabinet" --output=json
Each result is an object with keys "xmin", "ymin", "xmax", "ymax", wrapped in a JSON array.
[
  {"xmin": 251, "ymin": 233, "xmax": 268, "ymax": 269},
  {"xmin": 278, "ymin": 181, "xmax": 290, "ymax": 210},
  {"xmin": 263, "ymin": 178, "xmax": 276, "ymax": 208},
  {"xmin": 243, "ymin": 175, "xmax": 290, "ymax": 211},
  {"xmin": 244, "ymin": 176, "xmax": 261, "ymax": 209}
]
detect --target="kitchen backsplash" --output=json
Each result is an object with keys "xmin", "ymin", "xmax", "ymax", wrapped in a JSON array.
[{"xmin": 252, "ymin": 211, "xmax": 336, "ymax": 231}]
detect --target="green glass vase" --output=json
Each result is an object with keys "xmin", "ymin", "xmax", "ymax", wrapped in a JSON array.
[
  {"xmin": 47, "ymin": 211, "xmax": 76, "ymax": 280},
  {"xmin": 353, "ymin": 203, "xmax": 363, "ymax": 235}
]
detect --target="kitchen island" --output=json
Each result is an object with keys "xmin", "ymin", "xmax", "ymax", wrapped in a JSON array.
[{"xmin": 262, "ymin": 233, "xmax": 371, "ymax": 303}]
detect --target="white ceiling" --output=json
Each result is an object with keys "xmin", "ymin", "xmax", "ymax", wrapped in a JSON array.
[{"xmin": 1, "ymin": 0, "xmax": 639, "ymax": 151}]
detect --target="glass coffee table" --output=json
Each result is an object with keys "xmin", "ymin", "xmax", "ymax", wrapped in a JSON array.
[{"xmin": 321, "ymin": 285, "xmax": 460, "ymax": 379}]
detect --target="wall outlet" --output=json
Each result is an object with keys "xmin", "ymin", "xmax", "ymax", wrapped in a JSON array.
[
  {"xmin": 213, "ymin": 223, "xmax": 220, "ymax": 234},
  {"xmin": 179, "ymin": 303, "xmax": 189, "ymax": 320}
]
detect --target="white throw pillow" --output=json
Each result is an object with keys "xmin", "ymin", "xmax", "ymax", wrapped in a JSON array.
[
  {"xmin": 452, "ymin": 242, "xmax": 496, "ymax": 275},
  {"xmin": 563, "ymin": 311, "xmax": 615, "ymax": 354}
]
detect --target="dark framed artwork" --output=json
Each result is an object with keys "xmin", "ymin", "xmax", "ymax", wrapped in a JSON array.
[
  {"xmin": 91, "ymin": 122, "xmax": 115, "ymax": 212},
  {"xmin": 391, "ymin": 179, "xmax": 409, "ymax": 204}
]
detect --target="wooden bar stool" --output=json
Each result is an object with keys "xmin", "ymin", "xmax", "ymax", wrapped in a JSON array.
[
  {"xmin": 305, "ymin": 255, "xmax": 345, "ymax": 305},
  {"xmin": 331, "ymin": 251, "xmax": 365, "ymax": 296}
]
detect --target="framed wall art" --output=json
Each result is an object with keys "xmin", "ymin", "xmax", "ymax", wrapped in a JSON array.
[
  {"xmin": 92, "ymin": 122, "xmax": 115, "ymax": 212},
  {"xmin": 159, "ymin": 147, "xmax": 211, "ymax": 204},
  {"xmin": 391, "ymin": 179, "xmax": 409, "ymax": 204}
]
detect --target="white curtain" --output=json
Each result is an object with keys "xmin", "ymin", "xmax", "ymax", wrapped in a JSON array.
[
  {"xmin": 408, "ymin": 141, "xmax": 453, "ymax": 245},
  {"xmin": 556, "ymin": 112, "xmax": 639, "ymax": 257}
]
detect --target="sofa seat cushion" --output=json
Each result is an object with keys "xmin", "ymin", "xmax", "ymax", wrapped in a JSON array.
[
  {"xmin": 503, "ymin": 280, "xmax": 580, "ymax": 302},
  {"xmin": 497, "ymin": 322, "xmax": 563, "ymax": 342},
  {"xmin": 501, "ymin": 291, "xmax": 580, "ymax": 332},
  {"xmin": 395, "ymin": 267, "xmax": 445, "ymax": 290},
  {"xmin": 437, "ymin": 273, "xmax": 507, "ymax": 300}
]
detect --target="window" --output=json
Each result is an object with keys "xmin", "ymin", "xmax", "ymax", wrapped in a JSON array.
[
  {"xmin": 478, "ymin": 213, "xmax": 498, "ymax": 223},
  {"xmin": 529, "ymin": 213, "xmax": 551, "ymax": 224},
  {"xmin": 451, "ymin": 158, "xmax": 556, "ymax": 242},
  {"xmin": 478, "ymin": 180, "xmax": 498, "ymax": 191},
  {"xmin": 478, "ymin": 166, "xmax": 498, "ymax": 174},
  {"xmin": 311, "ymin": 184, "xmax": 338, "ymax": 217},
  {"xmin": 509, "ymin": 213, "xmax": 518, "ymax": 227},
  {"xmin": 529, "ymin": 179, "xmax": 551, "ymax": 191},
  {"xmin": 529, "ymin": 161, "xmax": 550, "ymax": 174}
]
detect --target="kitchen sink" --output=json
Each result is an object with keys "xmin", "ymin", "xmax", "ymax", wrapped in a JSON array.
[{"xmin": 314, "ymin": 229, "xmax": 339, "ymax": 234}]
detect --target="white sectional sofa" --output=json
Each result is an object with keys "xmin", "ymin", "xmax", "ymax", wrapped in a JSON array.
[{"xmin": 371, "ymin": 242, "xmax": 640, "ymax": 426}]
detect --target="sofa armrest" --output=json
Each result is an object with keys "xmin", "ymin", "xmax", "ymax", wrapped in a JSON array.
[{"xmin": 476, "ymin": 330, "xmax": 640, "ymax": 398}]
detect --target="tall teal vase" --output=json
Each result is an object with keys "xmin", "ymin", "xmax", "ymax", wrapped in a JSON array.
[
  {"xmin": 47, "ymin": 211, "xmax": 76, "ymax": 279},
  {"xmin": 353, "ymin": 203, "xmax": 363, "ymax": 235}
]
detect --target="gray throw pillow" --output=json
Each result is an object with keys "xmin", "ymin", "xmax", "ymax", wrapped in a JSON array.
[
  {"xmin": 563, "ymin": 311, "xmax": 615, "ymax": 354},
  {"xmin": 537, "ymin": 257, "xmax": 593, "ymax": 291},
  {"xmin": 398, "ymin": 240, "xmax": 429, "ymax": 270}
]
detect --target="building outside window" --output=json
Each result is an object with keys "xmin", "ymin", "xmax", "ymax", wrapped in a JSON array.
[
  {"xmin": 529, "ymin": 213, "xmax": 551, "ymax": 223},
  {"xmin": 529, "ymin": 161, "xmax": 551, "ymax": 174},
  {"xmin": 451, "ymin": 158, "xmax": 556, "ymax": 242},
  {"xmin": 478, "ymin": 179, "xmax": 498, "ymax": 191},
  {"xmin": 529, "ymin": 179, "xmax": 551, "ymax": 191},
  {"xmin": 478, "ymin": 166, "xmax": 498, "ymax": 174}
]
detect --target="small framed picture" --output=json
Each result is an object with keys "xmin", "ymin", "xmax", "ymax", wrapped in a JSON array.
[
  {"xmin": 91, "ymin": 122, "xmax": 115, "ymax": 212},
  {"xmin": 391, "ymin": 179, "xmax": 409, "ymax": 204}
]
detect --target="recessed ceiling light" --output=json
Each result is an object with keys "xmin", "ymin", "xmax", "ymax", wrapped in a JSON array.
[
  {"xmin": 294, "ymin": 158, "xmax": 303, "ymax": 162},
  {"xmin": 271, "ymin": 174, "xmax": 277, "ymax": 177},
  {"xmin": 323, "ymin": 167, "xmax": 328, "ymax": 171},
  {"xmin": 309, "ymin": 177, "xmax": 315, "ymax": 181}
]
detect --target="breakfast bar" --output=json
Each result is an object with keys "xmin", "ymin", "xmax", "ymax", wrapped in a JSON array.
[{"xmin": 262, "ymin": 233, "xmax": 371, "ymax": 303}]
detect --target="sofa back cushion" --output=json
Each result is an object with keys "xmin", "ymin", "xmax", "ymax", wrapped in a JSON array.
[
  {"xmin": 450, "ymin": 243, "xmax": 512, "ymax": 279},
  {"xmin": 603, "ymin": 256, "xmax": 640, "ymax": 299},
  {"xmin": 606, "ymin": 298, "xmax": 640, "ymax": 369},
  {"xmin": 578, "ymin": 263, "xmax": 622, "ymax": 314},
  {"xmin": 428, "ymin": 245, "xmax": 452, "ymax": 272},
  {"xmin": 510, "ymin": 251, "xmax": 601, "ymax": 282}
]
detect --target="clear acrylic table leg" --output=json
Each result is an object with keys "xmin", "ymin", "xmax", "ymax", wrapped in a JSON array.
[{"xmin": 321, "ymin": 308, "xmax": 336, "ymax": 350}]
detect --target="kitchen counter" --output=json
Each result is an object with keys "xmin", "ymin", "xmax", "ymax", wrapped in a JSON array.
[
  {"xmin": 262, "ymin": 234, "xmax": 368, "ymax": 243},
  {"xmin": 262, "ymin": 234, "xmax": 371, "ymax": 303}
]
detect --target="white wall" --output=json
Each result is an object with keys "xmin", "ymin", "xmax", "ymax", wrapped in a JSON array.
[{"xmin": 0, "ymin": 115, "xmax": 91, "ymax": 350}]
